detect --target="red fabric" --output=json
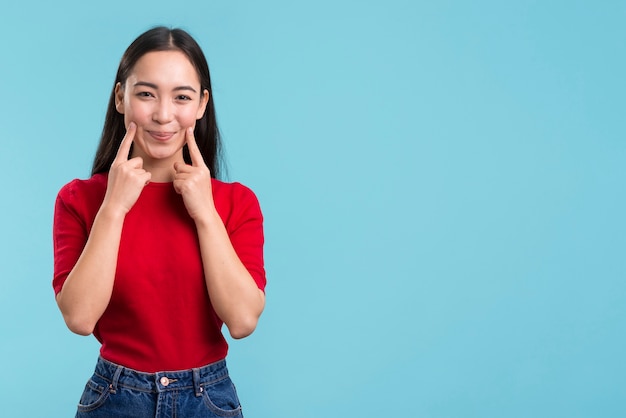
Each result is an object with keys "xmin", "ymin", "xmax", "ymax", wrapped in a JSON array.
[{"xmin": 53, "ymin": 173, "xmax": 265, "ymax": 372}]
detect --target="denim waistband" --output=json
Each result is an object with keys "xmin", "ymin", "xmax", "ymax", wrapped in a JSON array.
[{"xmin": 93, "ymin": 356, "xmax": 230, "ymax": 395}]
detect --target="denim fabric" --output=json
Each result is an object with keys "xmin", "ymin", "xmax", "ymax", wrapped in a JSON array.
[{"xmin": 75, "ymin": 357, "xmax": 243, "ymax": 418}]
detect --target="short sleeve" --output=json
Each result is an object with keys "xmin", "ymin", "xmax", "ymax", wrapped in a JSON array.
[
  {"xmin": 226, "ymin": 183, "xmax": 266, "ymax": 292},
  {"xmin": 52, "ymin": 177, "xmax": 105, "ymax": 295}
]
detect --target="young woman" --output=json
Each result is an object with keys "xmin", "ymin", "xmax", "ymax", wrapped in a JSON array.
[{"xmin": 53, "ymin": 27, "xmax": 266, "ymax": 417}]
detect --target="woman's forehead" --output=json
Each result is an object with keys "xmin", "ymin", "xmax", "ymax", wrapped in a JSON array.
[{"xmin": 127, "ymin": 50, "xmax": 200, "ymax": 87}]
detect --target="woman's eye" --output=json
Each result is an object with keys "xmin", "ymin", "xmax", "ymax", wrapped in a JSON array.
[
  {"xmin": 176, "ymin": 95, "xmax": 192, "ymax": 101},
  {"xmin": 137, "ymin": 91, "xmax": 153, "ymax": 98}
]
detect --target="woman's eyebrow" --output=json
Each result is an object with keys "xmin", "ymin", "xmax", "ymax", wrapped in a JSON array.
[
  {"xmin": 134, "ymin": 81, "xmax": 158, "ymax": 89},
  {"xmin": 173, "ymin": 85, "xmax": 198, "ymax": 93},
  {"xmin": 133, "ymin": 81, "xmax": 197, "ymax": 93}
]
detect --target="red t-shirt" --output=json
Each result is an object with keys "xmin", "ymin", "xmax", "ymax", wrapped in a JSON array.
[{"xmin": 53, "ymin": 173, "xmax": 265, "ymax": 372}]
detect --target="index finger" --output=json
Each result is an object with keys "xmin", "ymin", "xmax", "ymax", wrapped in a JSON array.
[
  {"xmin": 113, "ymin": 122, "xmax": 136, "ymax": 163},
  {"xmin": 186, "ymin": 127, "xmax": 205, "ymax": 167}
]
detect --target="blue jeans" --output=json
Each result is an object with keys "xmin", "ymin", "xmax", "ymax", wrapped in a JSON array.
[{"xmin": 75, "ymin": 356, "xmax": 243, "ymax": 418}]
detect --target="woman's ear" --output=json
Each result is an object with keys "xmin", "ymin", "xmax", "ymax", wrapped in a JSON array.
[
  {"xmin": 196, "ymin": 89, "xmax": 209, "ymax": 120},
  {"xmin": 115, "ymin": 82, "xmax": 125, "ymax": 114}
]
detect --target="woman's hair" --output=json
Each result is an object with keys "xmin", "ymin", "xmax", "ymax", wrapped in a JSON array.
[{"xmin": 91, "ymin": 26, "xmax": 223, "ymax": 178}]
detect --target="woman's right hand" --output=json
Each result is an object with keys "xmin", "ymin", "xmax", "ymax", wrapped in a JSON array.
[
  {"xmin": 56, "ymin": 123, "xmax": 150, "ymax": 335},
  {"xmin": 102, "ymin": 122, "xmax": 152, "ymax": 216}
]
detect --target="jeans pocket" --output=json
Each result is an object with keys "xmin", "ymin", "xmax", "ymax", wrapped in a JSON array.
[
  {"xmin": 202, "ymin": 376, "xmax": 243, "ymax": 417},
  {"xmin": 76, "ymin": 374, "xmax": 111, "ymax": 413}
]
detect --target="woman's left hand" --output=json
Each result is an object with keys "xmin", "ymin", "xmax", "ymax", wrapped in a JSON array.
[
  {"xmin": 174, "ymin": 127, "xmax": 264, "ymax": 339},
  {"xmin": 173, "ymin": 127, "xmax": 215, "ymax": 222}
]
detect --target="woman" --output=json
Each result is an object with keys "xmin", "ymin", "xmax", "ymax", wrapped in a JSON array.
[{"xmin": 53, "ymin": 27, "xmax": 266, "ymax": 417}]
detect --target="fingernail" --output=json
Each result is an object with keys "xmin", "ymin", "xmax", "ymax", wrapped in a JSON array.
[{"xmin": 129, "ymin": 122, "xmax": 136, "ymax": 129}]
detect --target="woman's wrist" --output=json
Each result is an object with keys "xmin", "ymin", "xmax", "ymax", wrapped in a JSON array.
[
  {"xmin": 193, "ymin": 207, "xmax": 222, "ymax": 230},
  {"xmin": 97, "ymin": 202, "xmax": 128, "ymax": 224}
]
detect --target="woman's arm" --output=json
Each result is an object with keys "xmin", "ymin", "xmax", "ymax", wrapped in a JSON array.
[
  {"xmin": 55, "ymin": 208, "xmax": 125, "ymax": 335},
  {"xmin": 56, "ymin": 123, "xmax": 151, "ymax": 335},
  {"xmin": 174, "ymin": 128, "xmax": 265, "ymax": 339},
  {"xmin": 194, "ymin": 212, "xmax": 266, "ymax": 339}
]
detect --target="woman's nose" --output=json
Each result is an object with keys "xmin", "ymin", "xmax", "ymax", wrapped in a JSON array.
[{"xmin": 153, "ymin": 100, "xmax": 174, "ymax": 123}]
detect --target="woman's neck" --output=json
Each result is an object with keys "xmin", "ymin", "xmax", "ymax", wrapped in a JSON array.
[
  {"xmin": 142, "ymin": 159, "xmax": 177, "ymax": 182},
  {"xmin": 131, "ymin": 149, "xmax": 184, "ymax": 183}
]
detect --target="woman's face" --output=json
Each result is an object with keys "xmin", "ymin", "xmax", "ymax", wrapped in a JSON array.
[{"xmin": 115, "ymin": 50, "xmax": 208, "ymax": 166}]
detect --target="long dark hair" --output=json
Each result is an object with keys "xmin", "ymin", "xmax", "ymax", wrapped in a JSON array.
[{"xmin": 92, "ymin": 26, "xmax": 223, "ymax": 178}]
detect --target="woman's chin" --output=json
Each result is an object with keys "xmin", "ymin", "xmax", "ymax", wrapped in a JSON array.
[{"xmin": 142, "ymin": 144, "xmax": 184, "ymax": 162}]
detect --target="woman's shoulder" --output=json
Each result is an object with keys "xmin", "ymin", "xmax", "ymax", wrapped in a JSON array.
[
  {"xmin": 211, "ymin": 178, "xmax": 259, "ymax": 202},
  {"xmin": 57, "ymin": 173, "xmax": 108, "ymax": 202},
  {"xmin": 211, "ymin": 179, "xmax": 262, "ymax": 219}
]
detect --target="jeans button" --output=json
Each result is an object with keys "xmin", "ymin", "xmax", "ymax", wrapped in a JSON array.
[{"xmin": 160, "ymin": 377, "xmax": 170, "ymax": 387}]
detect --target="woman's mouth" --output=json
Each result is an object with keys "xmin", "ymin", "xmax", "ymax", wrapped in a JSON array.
[{"xmin": 148, "ymin": 131, "xmax": 175, "ymax": 142}]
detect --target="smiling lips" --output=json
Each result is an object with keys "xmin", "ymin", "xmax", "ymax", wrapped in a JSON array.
[{"xmin": 148, "ymin": 131, "xmax": 176, "ymax": 142}]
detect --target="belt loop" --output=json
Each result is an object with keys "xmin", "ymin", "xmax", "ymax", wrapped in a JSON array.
[
  {"xmin": 192, "ymin": 368, "xmax": 203, "ymax": 397},
  {"xmin": 109, "ymin": 365, "xmax": 123, "ymax": 394}
]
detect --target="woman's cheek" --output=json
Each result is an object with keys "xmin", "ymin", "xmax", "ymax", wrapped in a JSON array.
[
  {"xmin": 180, "ymin": 113, "xmax": 196, "ymax": 127},
  {"xmin": 122, "ymin": 106, "xmax": 137, "ymax": 127}
]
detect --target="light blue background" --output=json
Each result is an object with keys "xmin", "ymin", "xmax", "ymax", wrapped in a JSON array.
[{"xmin": 1, "ymin": 1, "xmax": 624, "ymax": 417}]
